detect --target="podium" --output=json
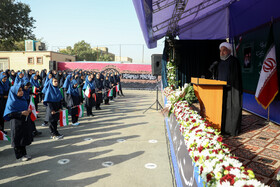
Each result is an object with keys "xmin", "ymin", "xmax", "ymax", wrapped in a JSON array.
[{"xmin": 191, "ymin": 77, "xmax": 227, "ymax": 130}]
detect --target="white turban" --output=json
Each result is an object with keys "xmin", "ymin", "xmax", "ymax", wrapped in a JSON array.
[{"xmin": 219, "ymin": 42, "xmax": 232, "ymax": 52}]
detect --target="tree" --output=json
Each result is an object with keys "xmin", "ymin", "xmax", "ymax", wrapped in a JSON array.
[
  {"xmin": 60, "ymin": 40, "xmax": 97, "ymax": 61},
  {"xmin": 0, "ymin": 0, "xmax": 36, "ymax": 51}
]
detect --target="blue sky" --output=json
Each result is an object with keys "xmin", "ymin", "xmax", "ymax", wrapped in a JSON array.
[{"xmin": 18, "ymin": 0, "xmax": 164, "ymax": 63}]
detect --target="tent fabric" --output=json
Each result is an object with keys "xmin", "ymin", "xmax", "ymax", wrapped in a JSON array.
[
  {"xmin": 133, "ymin": 0, "xmax": 280, "ymax": 49},
  {"xmin": 229, "ymin": 0, "xmax": 280, "ymax": 37}
]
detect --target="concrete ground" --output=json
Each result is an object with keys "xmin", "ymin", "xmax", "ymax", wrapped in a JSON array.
[{"xmin": 0, "ymin": 90, "xmax": 174, "ymax": 187}]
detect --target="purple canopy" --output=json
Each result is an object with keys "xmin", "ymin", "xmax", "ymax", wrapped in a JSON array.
[{"xmin": 133, "ymin": 0, "xmax": 280, "ymax": 49}]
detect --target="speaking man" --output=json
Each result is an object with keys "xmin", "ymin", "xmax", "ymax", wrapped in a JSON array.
[{"xmin": 216, "ymin": 42, "xmax": 243, "ymax": 136}]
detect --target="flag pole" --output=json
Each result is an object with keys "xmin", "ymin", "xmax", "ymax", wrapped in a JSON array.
[{"xmin": 267, "ymin": 106, "xmax": 270, "ymax": 122}]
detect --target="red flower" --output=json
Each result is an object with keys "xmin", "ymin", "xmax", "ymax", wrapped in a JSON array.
[
  {"xmin": 192, "ymin": 119, "xmax": 196, "ymax": 123},
  {"xmin": 206, "ymin": 156, "xmax": 210, "ymax": 160},
  {"xmin": 197, "ymin": 146, "xmax": 204, "ymax": 153},
  {"xmin": 194, "ymin": 156, "xmax": 199, "ymax": 162},
  {"xmin": 206, "ymin": 173, "xmax": 212, "ymax": 182},
  {"xmin": 200, "ymin": 166, "xmax": 204, "ymax": 174},
  {"xmin": 217, "ymin": 137, "xmax": 223, "ymax": 142},
  {"xmin": 212, "ymin": 150, "xmax": 218, "ymax": 154},
  {"xmin": 195, "ymin": 129, "xmax": 202, "ymax": 133},
  {"xmin": 220, "ymin": 174, "xmax": 236, "ymax": 185}
]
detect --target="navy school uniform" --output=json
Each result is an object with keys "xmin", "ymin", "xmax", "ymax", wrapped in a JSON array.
[{"xmin": 3, "ymin": 85, "xmax": 33, "ymax": 159}]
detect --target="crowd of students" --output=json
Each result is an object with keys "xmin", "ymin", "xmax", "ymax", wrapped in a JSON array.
[{"xmin": 0, "ymin": 69, "xmax": 124, "ymax": 161}]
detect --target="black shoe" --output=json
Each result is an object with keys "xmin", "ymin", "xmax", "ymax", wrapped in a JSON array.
[
  {"xmin": 90, "ymin": 114, "xmax": 94, "ymax": 116},
  {"xmin": 32, "ymin": 131, "xmax": 42, "ymax": 137}
]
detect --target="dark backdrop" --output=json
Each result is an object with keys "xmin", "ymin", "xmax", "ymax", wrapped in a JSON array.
[{"xmin": 170, "ymin": 40, "xmax": 225, "ymax": 87}]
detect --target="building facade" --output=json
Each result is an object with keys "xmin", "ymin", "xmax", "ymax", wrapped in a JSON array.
[{"xmin": 0, "ymin": 51, "xmax": 75, "ymax": 71}]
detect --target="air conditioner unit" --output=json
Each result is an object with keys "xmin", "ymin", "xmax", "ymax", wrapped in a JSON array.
[
  {"xmin": 36, "ymin": 42, "xmax": 46, "ymax": 51},
  {"xmin": 25, "ymin": 40, "xmax": 36, "ymax": 51}
]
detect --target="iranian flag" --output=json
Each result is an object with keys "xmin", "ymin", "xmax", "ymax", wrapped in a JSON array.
[
  {"xmin": 82, "ymin": 90, "xmax": 85, "ymax": 99},
  {"xmin": 9, "ymin": 77, "xmax": 14, "ymax": 86},
  {"xmin": 29, "ymin": 96, "xmax": 37, "ymax": 121},
  {"xmin": 84, "ymin": 85, "xmax": 91, "ymax": 98},
  {"xmin": 60, "ymin": 109, "xmax": 69, "ymax": 127},
  {"xmin": 255, "ymin": 26, "xmax": 279, "ymax": 109},
  {"xmin": 0, "ymin": 131, "xmax": 10, "ymax": 141},
  {"xmin": 107, "ymin": 89, "xmax": 113, "ymax": 97},
  {"xmin": 115, "ymin": 84, "xmax": 120, "ymax": 92},
  {"xmin": 78, "ymin": 104, "xmax": 84, "ymax": 117},
  {"xmin": 32, "ymin": 86, "xmax": 38, "ymax": 95},
  {"xmin": 60, "ymin": 88, "xmax": 64, "ymax": 98}
]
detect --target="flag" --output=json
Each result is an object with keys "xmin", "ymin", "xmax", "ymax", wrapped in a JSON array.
[
  {"xmin": 115, "ymin": 84, "xmax": 119, "ymax": 92},
  {"xmin": 60, "ymin": 109, "xmax": 69, "ymax": 127},
  {"xmin": 60, "ymin": 88, "xmax": 64, "ymax": 98},
  {"xmin": 84, "ymin": 85, "xmax": 91, "ymax": 98},
  {"xmin": 29, "ymin": 95, "xmax": 37, "ymax": 121},
  {"xmin": 0, "ymin": 131, "xmax": 10, "ymax": 141},
  {"xmin": 107, "ymin": 89, "xmax": 113, "ymax": 97},
  {"xmin": 82, "ymin": 90, "xmax": 85, "ymax": 99},
  {"xmin": 32, "ymin": 86, "xmax": 38, "ymax": 95},
  {"xmin": 255, "ymin": 26, "xmax": 279, "ymax": 109},
  {"xmin": 38, "ymin": 79, "xmax": 41, "ymax": 87},
  {"xmin": 78, "ymin": 104, "xmax": 84, "ymax": 117},
  {"xmin": 9, "ymin": 77, "xmax": 14, "ymax": 86},
  {"xmin": 235, "ymin": 36, "xmax": 242, "ymax": 53}
]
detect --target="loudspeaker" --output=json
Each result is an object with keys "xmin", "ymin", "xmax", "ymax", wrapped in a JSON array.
[
  {"xmin": 49, "ymin": 60, "xmax": 57, "ymax": 70},
  {"xmin": 151, "ymin": 54, "xmax": 162, "ymax": 76}
]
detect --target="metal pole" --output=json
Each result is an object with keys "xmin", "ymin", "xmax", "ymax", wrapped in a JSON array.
[
  {"xmin": 156, "ymin": 76, "xmax": 158, "ymax": 110},
  {"xmin": 120, "ymin": 44, "xmax": 121, "ymax": 62},
  {"xmin": 142, "ymin": 44, "xmax": 144, "ymax": 63},
  {"xmin": 267, "ymin": 106, "xmax": 270, "ymax": 122}
]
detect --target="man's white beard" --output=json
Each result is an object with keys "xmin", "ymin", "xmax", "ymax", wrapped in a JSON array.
[{"xmin": 220, "ymin": 54, "xmax": 230, "ymax": 61}]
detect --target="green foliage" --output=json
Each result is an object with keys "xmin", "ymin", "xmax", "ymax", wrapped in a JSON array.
[
  {"xmin": 97, "ymin": 53, "xmax": 114, "ymax": 61},
  {"xmin": 166, "ymin": 59, "xmax": 179, "ymax": 88},
  {"xmin": 0, "ymin": 0, "xmax": 36, "ymax": 51},
  {"xmin": 60, "ymin": 40, "xmax": 97, "ymax": 61},
  {"xmin": 60, "ymin": 40, "xmax": 114, "ymax": 61},
  {"xmin": 183, "ymin": 85, "xmax": 197, "ymax": 105}
]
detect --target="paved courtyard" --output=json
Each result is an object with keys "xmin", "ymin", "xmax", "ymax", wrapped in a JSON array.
[{"xmin": 0, "ymin": 90, "xmax": 174, "ymax": 187}]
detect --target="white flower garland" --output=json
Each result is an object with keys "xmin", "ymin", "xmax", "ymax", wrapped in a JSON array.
[{"xmin": 164, "ymin": 87, "xmax": 268, "ymax": 187}]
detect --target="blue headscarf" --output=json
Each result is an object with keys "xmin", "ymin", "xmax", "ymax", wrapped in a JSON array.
[
  {"xmin": 0, "ymin": 72, "xmax": 9, "ymax": 92},
  {"xmin": 83, "ymin": 76, "xmax": 95, "ymax": 90},
  {"xmin": 22, "ymin": 79, "xmax": 31, "ymax": 101},
  {"xmin": 3, "ymin": 84, "xmax": 28, "ymax": 120},
  {"xmin": 42, "ymin": 78, "xmax": 52, "ymax": 94},
  {"xmin": 14, "ymin": 72, "xmax": 23, "ymax": 86},
  {"xmin": 44, "ymin": 72, "xmax": 52, "ymax": 87},
  {"xmin": 63, "ymin": 74, "xmax": 72, "ymax": 89},
  {"xmin": 43, "ymin": 79, "xmax": 62, "ymax": 105},
  {"xmin": 30, "ymin": 74, "xmax": 40, "ymax": 88},
  {"xmin": 67, "ymin": 80, "xmax": 79, "ymax": 96}
]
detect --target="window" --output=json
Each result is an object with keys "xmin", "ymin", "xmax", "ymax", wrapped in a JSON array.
[
  {"xmin": 28, "ymin": 57, "xmax": 34, "ymax": 64},
  {"xmin": 37, "ymin": 57, "xmax": 43, "ymax": 64}
]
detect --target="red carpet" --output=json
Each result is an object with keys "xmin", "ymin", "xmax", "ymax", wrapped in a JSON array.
[{"xmin": 223, "ymin": 110, "xmax": 280, "ymax": 186}]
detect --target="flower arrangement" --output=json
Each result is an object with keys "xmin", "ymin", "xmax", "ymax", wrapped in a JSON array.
[
  {"xmin": 164, "ymin": 87, "xmax": 268, "ymax": 187},
  {"xmin": 166, "ymin": 59, "xmax": 179, "ymax": 88}
]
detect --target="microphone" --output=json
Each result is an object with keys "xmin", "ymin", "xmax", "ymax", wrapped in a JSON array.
[{"xmin": 208, "ymin": 61, "xmax": 218, "ymax": 72}]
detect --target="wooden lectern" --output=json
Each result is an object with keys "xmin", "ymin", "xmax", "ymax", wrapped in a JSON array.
[{"xmin": 191, "ymin": 77, "xmax": 227, "ymax": 130}]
